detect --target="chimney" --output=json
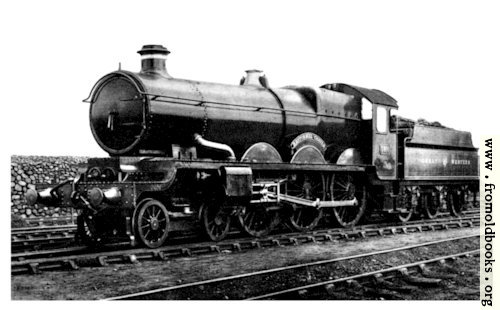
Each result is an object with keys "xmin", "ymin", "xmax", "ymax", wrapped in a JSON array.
[
  {"xmin": 137, "ymin": 44, "xmax": 171, "ymax": 77},
  {"xmin": 240, "ymin": 69, "xmax": 269, "ymax": 88}
]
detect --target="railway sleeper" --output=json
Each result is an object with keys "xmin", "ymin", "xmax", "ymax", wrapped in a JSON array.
[
  {"xmin": 96, "ymin": 256, "xmax": 108, "ymax": 267},
  {"xmin": 419, "ymin": 264, "xmax": 456, "ymax": 280},
  {"xmin": 323, "ymin": 282, "xmax": 372, "ymax": 299},
  {"xmin": 315, "ymin": 234, "xmax": 334, "ymax": 242},
  {"xmin": 288, "ymin": 237, "xmax": 299, "ymax": 245},
  {"xmin": 345, "ymin": 280, "xmax": 376, "ymax": 298},
  {"xmin": 306, "ymin": 236, "xmax": 317, "ymax": 243},
  {"xmin": 373, "ymin": 288, "xmax": 404, "ymax": 300},
  {"xmin": 28, "ymin": 263, "xmax": 40, "ymax": 274},
  {"xmin": 181, "ymin": 248, "xmax": 192, "ymax": 256},
  {"xmin": 363, "ymin": 285, "xmax": 404, "ymax": 300},
  {"xmin": 127, "ymin": 254, "xmax": 139, "ymax": 264},
  {"xmin": 154, "ymin": 251, "xmax": 168, "ymax": 261},
  {"xmin": 398, "ymin": 268, "xmax": 442, "ymax": 287},
  {"xmin": 371, "ymin": 273, "xmax": 415, "ymax": 293},
  {"xmin": 250, "ymin": 241, "xmax": 261, "ymax": 249},
  {"xmin": 297, "ymin": 289, "xmax": 309, "ymax": 299},
  {"xmin": 231, "ymin": 243, "xmax": 242, "ymax": 252},
  {"xmin": 210, "ymin": 245, "xmax": 221, "ymax": 253},
  {"xmin": 63, "ymin": 259, "xmax": 79, "ymax": 270}
]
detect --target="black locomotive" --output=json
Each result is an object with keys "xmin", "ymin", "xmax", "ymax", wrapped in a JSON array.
[{"xmin": 26, "ymin": 45, "xmax": 479, "ymax": 248}]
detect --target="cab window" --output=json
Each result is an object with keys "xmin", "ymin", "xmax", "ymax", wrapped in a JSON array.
[
  {"xmin": 361, "ymin": 98, "xmax": 372, "ymax": 120},
  {"xmin": 376, "ymin": 106, "xmax": 388, "ymax": 133}
]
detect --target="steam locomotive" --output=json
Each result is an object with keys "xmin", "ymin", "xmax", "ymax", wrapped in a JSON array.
[{"xmin": 26, "ymin": 45, "xmax": 479, "ymax": 248}]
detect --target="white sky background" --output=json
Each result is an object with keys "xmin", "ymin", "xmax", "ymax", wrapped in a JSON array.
[
  {"xmin": 1, "ymin": 0, "xmax": 499, "ymax": 307},
  {"xmin": 2, "ymin": 0, "xmax": 500, "ymax": 157}
]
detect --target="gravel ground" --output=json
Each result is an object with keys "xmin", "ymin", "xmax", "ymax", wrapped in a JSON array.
[
  {"xmin": 307, "ymin": 254, "xmax": 479, "ymax": 300},
  {"xmin": 11, "ymin": 227, "xmax": 479, "ymax": 300}
]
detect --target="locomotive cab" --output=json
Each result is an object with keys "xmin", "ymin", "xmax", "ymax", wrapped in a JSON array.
[
  {"xmin": 369, "ymin": 101, "xmax": 398, "ymax": 180},
  {"xmin": 323, "ymin": 83, "xmax": 399, "ymax": 180}
]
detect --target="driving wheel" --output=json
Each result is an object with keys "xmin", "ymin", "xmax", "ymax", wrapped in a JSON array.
[{"xmin": 330, "ymin": 174, "xmax": 367, "ymax": 227}]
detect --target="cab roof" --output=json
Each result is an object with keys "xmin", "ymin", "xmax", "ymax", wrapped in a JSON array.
[{"xmin": 321, "ymin": 83, "xmax": 398, "ymax": 108}]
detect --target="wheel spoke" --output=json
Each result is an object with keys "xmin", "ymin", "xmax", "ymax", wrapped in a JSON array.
[
  {"xmin": 155, "ymin": 208, "xmax": 162, "ymax": 218},
  {"xmin": 295, "ymin": 209, "xmax": 303, "ymax": 224},
  {"xmin": 247, "ymin": 211, "xmax": 255, "ymax": 228},
  {"xmin": 339, "ymin": 207, "xmax": 346, "ymax": 220},
  {"xmin": 244, "ymin": 211, "xmax": 251, "ymax": 222}
]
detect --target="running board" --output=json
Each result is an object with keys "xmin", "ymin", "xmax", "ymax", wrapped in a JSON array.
[{"xmin": 277, "ymin": 194, "xmax": 358, "ymax": 209}]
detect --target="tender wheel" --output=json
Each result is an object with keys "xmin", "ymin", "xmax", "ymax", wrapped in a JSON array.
[
  {"xmin": 421, "ymin": 189, "xmax": 440, "ymax": 219},
  {"xmin": 330, "ymin": 174, "xmax": 367, "ymax": 227},
  {"xmin": 285, "ymin": 173, "xmax": 324, "ymax": 231},
  {"xmin": 135, "ymin": 199, "xmax": 170, "ymax": 248},
  {"xmin": 238, "ymin": 204, "xmax": 279, "ymax": 238},
  {"xmin": 448, "ymin": 188, "xmax": 466, "ymax": 216},
  {"xmin": 200, "ymin": 199, "xmax": 231, "ymax": 242},
  {"xmin": 76, "ymin": 213, "xmax": 99, "ymax": 246},
  {"xmin": 392, "ymin": 187, "xmax": 416, "ymax": 223}
]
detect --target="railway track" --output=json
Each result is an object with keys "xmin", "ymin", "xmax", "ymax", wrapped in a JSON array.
[
  {"xmin": 11, "ymin": 209, "xmax": 480, "ymax": 253},
  {"xmin": 11, "ymin": 225, "xmax": 76, "ymax": 252},
  {"xmin": 11, "ymin": 214, "xmax": 479, "ymax": 275},
  {"xmin": 106, "ymin": 234, "xmax": 479, "ymax": 300}
]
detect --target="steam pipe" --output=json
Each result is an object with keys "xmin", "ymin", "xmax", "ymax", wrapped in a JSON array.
[{"xmin": 193, "ymin": 133, "xmax": 236, "ymax": 160}]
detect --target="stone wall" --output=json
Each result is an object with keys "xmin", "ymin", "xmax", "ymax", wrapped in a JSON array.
[{"xmin": 11, "ymin": 155, "xmax": 88, "ymax": 219}]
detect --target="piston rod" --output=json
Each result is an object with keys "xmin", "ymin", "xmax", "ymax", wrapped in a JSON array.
[{"xmin": 277, "ymin": 194, "xmax": 358, "ymax": 208}]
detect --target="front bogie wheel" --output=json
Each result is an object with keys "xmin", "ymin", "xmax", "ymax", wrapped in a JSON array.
[
  {"xmin": 238, "ymin": 205, "xmax": 279, "ymax": 238},
  {"xmin": 200, "ymin": 202, "xmax": 231, "ymax": 241},
  {"xmin": 76, "ymin": 213, "xmax": 99, "ymax": 247},
  {"xmin": 135, "ymin": 199, "xmax": 170, "ymax": 248}
]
